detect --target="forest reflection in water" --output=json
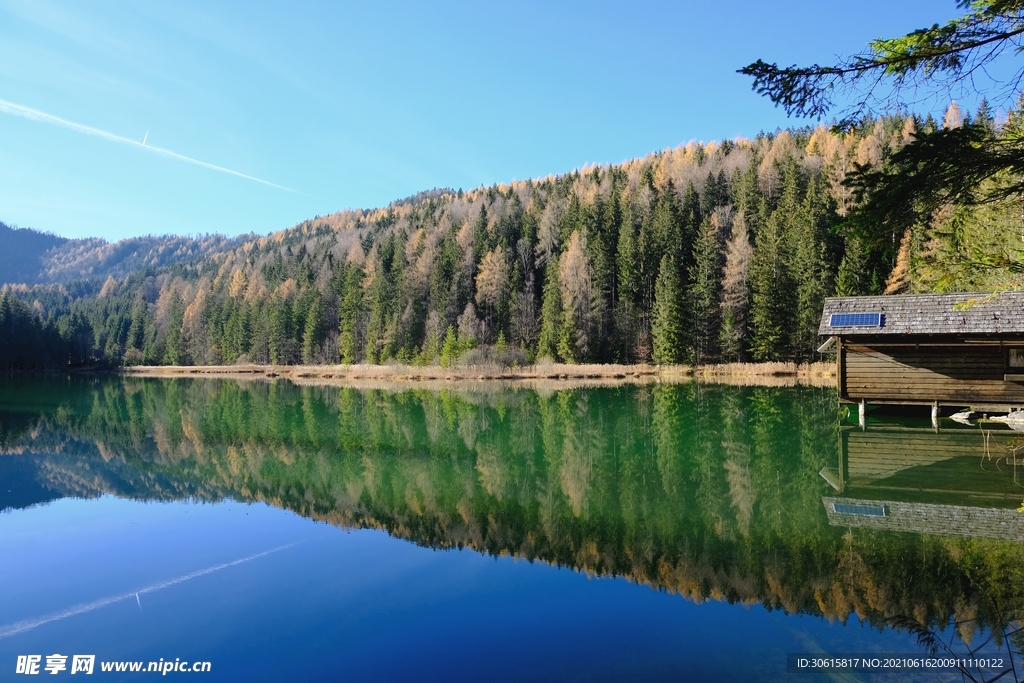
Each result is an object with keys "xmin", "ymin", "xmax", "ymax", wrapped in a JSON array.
[{"xmin": 3, "ymin": 376, "xmax": 1024, "ymax": 663}]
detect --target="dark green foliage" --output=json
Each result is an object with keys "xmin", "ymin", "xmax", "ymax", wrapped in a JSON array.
[
  {"xmin": 163, "ymin": 293, "xmax": 186, "ymax": 366},
  {"xmin": 742, "ymin": 1, "xmax": 1024, "ymax": 275},
  {"xmin": 688, "ymin": 218, "xmax": 722, "ymax": 365},
  {"xmin": 740, "ymin": 1, "xmax": 1024, "ymax": 124},
  {"xmin": 0, "ymin": 292, "xmax": 60, "ymax": 370},
  {"xmin": 652, "ymin": 255, "xmax": 685, "ymax": 364},
  {"xmin": 302, "ymin": 292, "xmax": 325, "ymax": 364},
  {"xmin": 835, "ymin": 236, "xmax": 871, "ymax": 296},
  {"xmin": 749, "ymin": 207, "xmax": 794, "ymax": 362},
  {"xmin": 536, "ymin": 256, "xmax": 562, "ymax": 361},
  {"xmin": 440, "ymin": 326, "xmax": 459, "ymax": 367},
  {"xmin": 846, "ymin": 123, "xmax": 1024, "ymax": 254}
]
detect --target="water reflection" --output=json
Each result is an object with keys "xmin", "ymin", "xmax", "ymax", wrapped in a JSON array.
[
  {"xmin": 3, "ymin": 377, "xmax": 1024, "ymax": 647},
  {"xmin": 824, "ymin": 420, "xmax": 1024, "ymax": 543}
]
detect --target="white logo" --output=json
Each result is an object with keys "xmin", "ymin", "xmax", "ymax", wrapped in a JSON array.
[
  {"xmin": 44, "ymin": 654, "xmax": 67, "ymax": 675},
  {"xmin": 70, "ymin": 655, "xmax": 95, "ymax": 675},
  {"xmin": 15, "ymin": 655, "xmax": 41, "ymax": 675}
]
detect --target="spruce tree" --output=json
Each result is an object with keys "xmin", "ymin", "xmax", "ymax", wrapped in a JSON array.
[
  {"xmin": 688, "ymin": 217, "xmax": 722, "ymax": 365},
  {"xmin": 162, "ymin": 293, "xmax": 186, "ymax": 366},
  {"xmin": 440, "ymin": 326, "xmax": 458, "ymax": 368},
  {"xmin": 652, "ymin": 255, "xmax": 685, "ymax": 364},
  {"xmin": 651, "ymin": 180, "xmax": 685, "ymax": 263},
  {"xmin": 537, "ymin": 256, "xmax": 562, "ymax": 360},
  {"xmin": 339, "ymin": 262, "xmax": 364, "ymax": 364},
  {"xmin": 126, "ymin": 296, "xmax": 147, "ymax": 351},
  {"xmin": 791, "ymin": 176, "xmax": 837, "ymax": 359},
  {"xmin": 302, "ymin": 293, "xmax": 324, "ymax": 364},
  {"xmin": 268, "ymin": 294, "xmax": 291, "ymax": 365},
  {"xmin": 749, "ymin": 207, "xmax": 794, "ymax": 361},
  {"xmin": 835, "ymin": 236, "xmax": 870, "ymax": 296}
]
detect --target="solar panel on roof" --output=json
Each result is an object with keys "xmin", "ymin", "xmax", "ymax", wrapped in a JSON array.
[
  {"xmin": 832, "ymin": 503, "xmax": 885, "ymax": 517},
  {"xmin": 830, "ymin": 312, "xmax": 882, "ymax": 327}
]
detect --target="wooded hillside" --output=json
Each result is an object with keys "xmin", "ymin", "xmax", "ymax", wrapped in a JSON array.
[{"xmin": 5, "ymin": 105, "xmax": 1020, "ymax": 370}]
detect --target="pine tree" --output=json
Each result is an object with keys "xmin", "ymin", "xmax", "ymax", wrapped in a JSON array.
[
  {"xmin": 268, "ymin": 294, "xmax": 293, "ymax": 365},
  {"xmin": 791, "ymin": 176, "xmax": 837, "ymax": 359},
  {"xmin": 652, "ymin": 255, "xmax": 685, "ymax": 364},
  {"xmin": 749, "ymin": 207, "xmax": 794, "ymax": 361},
  {"xmin": 835, "ymin": 236, "xmax": 870, "ymax": 296},
  {"xmin": 302, "ymin": 293, "xmax": 324, "ymax": 364},
  {"xmin": 617, "ymin": 202, "xmax": 640, "ymax": 307},
  {"xmin": 339, "ymin": 262, "xmax": 365, "ymax": 364},
  {"xmin": 440, "ymin": 325, "xmax": 459, "ymax": 368},
  {"xmin": 162, "ymin": 293, "xmax": 186, "ymax": 366},
  {"xmin": 688, "ymin": 216, "xmax": 722, "ymax": 365},
  {"xmin": 651, "ymin": 180, "xmax": 685, "ymax": 264},
  {"xmin": 537, "ymin": 256, "xmax": 563, "ymax": 360},
  {"xmin": 126, "ymin": 296, "xmax": 147, "ymax": 351}
]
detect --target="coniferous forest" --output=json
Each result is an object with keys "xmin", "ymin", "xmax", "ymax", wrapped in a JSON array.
[{"xmin": 4, "ymin": 106, "xmax": 1024, "ymax": 372}]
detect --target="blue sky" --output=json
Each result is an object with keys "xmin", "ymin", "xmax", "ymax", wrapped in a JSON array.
[{"xmin": 0, "ymin": 1, "xmax": 979, "ymax": 241}]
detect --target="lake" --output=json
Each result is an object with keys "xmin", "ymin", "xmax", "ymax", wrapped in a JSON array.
[{"xmin": 2, "ymin": 377, "xmax": 1024, "ymax": 681}]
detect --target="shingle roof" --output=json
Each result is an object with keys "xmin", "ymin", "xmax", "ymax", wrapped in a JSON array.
[{"xmin": 819, "ymin": 292, "xmax": 1024, "ymax": 336}]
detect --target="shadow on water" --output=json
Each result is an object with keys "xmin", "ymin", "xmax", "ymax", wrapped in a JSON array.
[{"xmin": 5, "ymin": 376, "xmax": 1024, "ymax": 675}]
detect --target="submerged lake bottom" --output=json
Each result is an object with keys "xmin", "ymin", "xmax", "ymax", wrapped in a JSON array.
[{"xmin": 2, "ymin": 377, "xmax": 1024, "ymax": 681}]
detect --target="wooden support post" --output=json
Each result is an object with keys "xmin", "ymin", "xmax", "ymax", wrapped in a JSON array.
[
  {"xmin": 932, "ymin": 403, "xmax": 939, "ymax": 431},
  {"xmin": 859, "ymin": 400, "xmax": 866, "ymax": 430}
]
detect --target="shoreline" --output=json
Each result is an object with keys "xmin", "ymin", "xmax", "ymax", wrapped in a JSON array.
[{"xmin": 115, "ymin": 361, "xmax": 836, "ymax": 388}]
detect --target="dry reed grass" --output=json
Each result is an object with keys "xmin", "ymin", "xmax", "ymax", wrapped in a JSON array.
[{"xmin": 118, "ymin": 361, "xmax": 836, "ymax": 389}]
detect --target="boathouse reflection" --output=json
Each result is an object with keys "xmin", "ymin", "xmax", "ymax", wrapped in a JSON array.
[{"xmin": 822, "ymin": 418, "xmax": 1024, "ymax": 540}]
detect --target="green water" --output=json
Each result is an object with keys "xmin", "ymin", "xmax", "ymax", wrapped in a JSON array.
[{"xmin": 3, "ymin": 377, "xmax": 1024, "ymax": 681}]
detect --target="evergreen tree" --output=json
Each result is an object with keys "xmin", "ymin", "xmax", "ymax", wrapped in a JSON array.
[
  {"xmin": 339, "ymin": 262, "xmax": 365, "ymax": 364},
  {"xmin": 835, "ymin": 236, "xmax": 870, "ymax": 296},
  {"xmin": 537, "ymin": 256, "xmax": 563, "ymax": 361},
  {"xmin": 126, "ymin": 296, "xmax": 147, "ymax": 351},
  {"xmin": 162, "ymin": 293, "xmax": 186, "ymax": 366},
  {"xmin": 440, "ymin": 325, "xmax": 459, "ymax": 368},
  {"xmin": 651, "ymin": 180, "xmax": 686, "ymax": 263},
  {"xmin": 791, "ymin": 176, "xmax": 837, "ymax": 359},
  {"xmin": 749, "ymin": 207, "xmax": 794, "ymax": 361},
  {"xmin": 616, "ymin": 201, "xmax": 641, "ymax": 306},
  {"xmin": 688, "ymin": 216, "xmax": 722, "ymax": 365},
  {"xmin": 652, "ymin": 255, "xmax": 685, "ymax": 364},
  {"xmin": 302, "ymin": 292, "xmax": 324, "ymax": 364},
  {"xmin": 268, "ymin": 294, "xmax": 293, "ymax": 365}
]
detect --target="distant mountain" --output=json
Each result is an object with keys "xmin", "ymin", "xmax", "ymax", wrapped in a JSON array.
[
  {"xmin": 0, "ymin": 222, "xmax": 68, "ymax": 284},
  {"xmin": 0, "ymin": 222, "xmax": 248, "ymax": 286}
]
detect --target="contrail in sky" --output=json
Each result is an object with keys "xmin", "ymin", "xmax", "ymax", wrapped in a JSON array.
[
  {"xmin": 0, "ymin": 542, "xmax": 299, "ymax": 639},
  {"xmin": 0, "ymin": 98, "xmax": 299, "ymax": 193}
]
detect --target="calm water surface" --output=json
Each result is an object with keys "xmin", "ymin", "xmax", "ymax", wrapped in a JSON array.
[{"xmin": 2, "ymin": 377, "xmax": 1024, "ymax": 682}]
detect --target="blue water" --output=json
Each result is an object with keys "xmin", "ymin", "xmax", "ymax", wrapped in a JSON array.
[
  {"xmin": 1, "ymin": 496, "xmax": 931, "ymax": 682},
  {"xmin": 3, "ymin": 378, "xmax": 1018, "ymax": 682}
]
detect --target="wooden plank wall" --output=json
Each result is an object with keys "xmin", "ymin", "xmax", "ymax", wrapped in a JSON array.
[{"xmin": 843, "ymin": 344, "xmax": 1024, "ymax": 403}]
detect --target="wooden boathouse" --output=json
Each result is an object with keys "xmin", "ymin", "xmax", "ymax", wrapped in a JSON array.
[{"xmin": 820, "ymin": 291, "xmax": 1024, "ymax": 412}]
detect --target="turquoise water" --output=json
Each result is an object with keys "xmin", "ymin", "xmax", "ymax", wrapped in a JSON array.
[{"xmin": 1, "ymin": 377, "xmax": 1022, "ymax": 681}]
